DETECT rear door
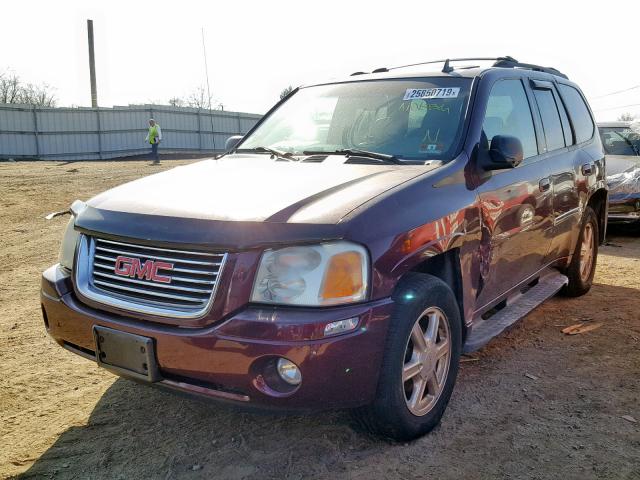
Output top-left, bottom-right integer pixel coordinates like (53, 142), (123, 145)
(536, 82), (596, 261)
(476, 78), (554, 307)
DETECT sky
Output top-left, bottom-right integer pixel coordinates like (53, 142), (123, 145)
(2, 0), (640, 121)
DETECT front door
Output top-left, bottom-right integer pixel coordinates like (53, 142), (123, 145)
(476, 78), (554, 308)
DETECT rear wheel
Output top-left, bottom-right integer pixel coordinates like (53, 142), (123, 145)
(562, 206), (598, 297)
(353, 273), (461, 441)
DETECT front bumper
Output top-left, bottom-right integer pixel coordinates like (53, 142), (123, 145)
(41, 265), (393, 409)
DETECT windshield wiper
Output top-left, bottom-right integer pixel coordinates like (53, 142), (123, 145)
(302, 148), (402, 164)
(238, 146), (297, 161)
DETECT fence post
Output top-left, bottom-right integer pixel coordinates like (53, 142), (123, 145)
(32, 106), (40, 159)
(197, 108), (203, 152)
(96, 107), (103, 160)
(210, 110), (216, 152)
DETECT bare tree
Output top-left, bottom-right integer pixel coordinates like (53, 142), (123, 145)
(618, 112), (636, 122)
(20, 82), (57, 107)
(168, 86), (223, 110)
(0, 71), (22, 104)
(0, 70), (57, 106)
(280, 85), (293, 100)
(187, 86), (210, 109)
(168, 97), (186, 107)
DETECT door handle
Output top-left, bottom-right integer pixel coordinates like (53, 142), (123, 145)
(539, 177), (551, 192)
(581, 163), (594, 176)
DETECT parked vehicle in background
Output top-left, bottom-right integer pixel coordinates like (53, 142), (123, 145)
(598, 121), (640, 224)
(42, 57), (607, 440)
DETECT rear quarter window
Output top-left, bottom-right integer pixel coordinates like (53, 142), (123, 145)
(558, 84), (595, 144)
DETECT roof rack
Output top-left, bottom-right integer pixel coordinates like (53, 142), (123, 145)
(491, 57), (568, 79)
(350, 56), (568, 79)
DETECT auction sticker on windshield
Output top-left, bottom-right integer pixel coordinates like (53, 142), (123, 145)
(403, 88), (460, 100)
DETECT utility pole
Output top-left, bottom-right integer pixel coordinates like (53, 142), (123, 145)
(87, 19), (98, 107)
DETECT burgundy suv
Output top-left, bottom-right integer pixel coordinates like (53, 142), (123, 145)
(41, 57), (607, 440)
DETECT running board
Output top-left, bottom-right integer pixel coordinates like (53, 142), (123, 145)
(463, 271), (568, 353)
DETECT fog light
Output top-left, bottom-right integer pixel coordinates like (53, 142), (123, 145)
(276, 358), (302, 386)
(324, 317), (359, 337)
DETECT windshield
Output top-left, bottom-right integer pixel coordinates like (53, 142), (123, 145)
(599, 125), (640, 156)
(239, 78), (473, 161)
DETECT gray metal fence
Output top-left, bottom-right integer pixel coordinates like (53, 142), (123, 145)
(0, 104), (262, 160)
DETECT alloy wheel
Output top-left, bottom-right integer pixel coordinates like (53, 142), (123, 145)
(402, 307), (451, 417)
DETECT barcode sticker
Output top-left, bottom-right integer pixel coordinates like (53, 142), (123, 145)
(403, 87), (460, 100)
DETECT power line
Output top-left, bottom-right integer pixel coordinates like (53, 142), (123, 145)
(594, 103), (640, 112)
(591, 85), (640, 100)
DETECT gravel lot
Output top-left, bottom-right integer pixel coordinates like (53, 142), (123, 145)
(1, 160), (639, 480)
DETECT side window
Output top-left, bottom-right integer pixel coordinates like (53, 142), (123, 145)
(533, 88), (565, 152)
(483, 79), (538, 159)
(558, 84), (595, 144)
(556, 91), (573, 146)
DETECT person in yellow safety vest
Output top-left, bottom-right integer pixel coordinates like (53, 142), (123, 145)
(145, 118), (162, 165)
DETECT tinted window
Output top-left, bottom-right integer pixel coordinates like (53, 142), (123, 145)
(556, 93), (573, 146)
(533, 88), (565, 151)
(483, 79), (538, 159)
(558, 84), (594, 144)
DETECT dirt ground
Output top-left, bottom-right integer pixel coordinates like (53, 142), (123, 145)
(1, 160), (638, 480)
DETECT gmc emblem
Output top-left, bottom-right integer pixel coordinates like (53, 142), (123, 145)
(114, 256), (174, 284)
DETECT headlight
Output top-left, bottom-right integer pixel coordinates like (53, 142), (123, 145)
(58, 200), (85, 270)
(250, 241), (369, 306)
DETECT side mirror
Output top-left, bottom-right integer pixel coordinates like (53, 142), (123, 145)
(483, 135), (524, 170)
(225, 135), (243, 151)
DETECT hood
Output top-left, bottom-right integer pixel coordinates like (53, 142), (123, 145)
(87, 156), (437, 224)
(605, 155), (640, 198)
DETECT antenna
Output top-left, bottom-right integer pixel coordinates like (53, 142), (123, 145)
(201, 27), (216, 152)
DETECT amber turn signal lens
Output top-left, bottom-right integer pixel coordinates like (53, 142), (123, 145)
(319, 251), (365, 303)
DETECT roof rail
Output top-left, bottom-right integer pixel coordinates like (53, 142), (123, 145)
(352, 57), (507, 76)
(357, 56), (568, 79)
(491, 58), (568, 79)
(385, 57), (512, 72)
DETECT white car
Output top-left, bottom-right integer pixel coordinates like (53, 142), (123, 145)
(598, 121), (640, 224)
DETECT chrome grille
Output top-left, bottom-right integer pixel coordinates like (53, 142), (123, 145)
(75, 235), (227, 319)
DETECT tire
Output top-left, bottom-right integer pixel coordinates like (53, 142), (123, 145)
(353, 273), (462, 441)
(562, 206), (599, 297)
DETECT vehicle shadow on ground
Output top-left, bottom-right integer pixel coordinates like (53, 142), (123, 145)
(17, 284), (640, 479)
(17, 377), (375, 479)
(603, 226), (640, 259)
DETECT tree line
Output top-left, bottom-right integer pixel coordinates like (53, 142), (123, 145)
(0, 71), (57, 107)
(1, 66), (296, 111)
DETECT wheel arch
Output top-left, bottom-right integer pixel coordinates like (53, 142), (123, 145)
(404, 249), (467, 342)
(587, 188), (608, 244)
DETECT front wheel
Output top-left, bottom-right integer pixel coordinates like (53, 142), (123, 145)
(353, 273), (461, 441)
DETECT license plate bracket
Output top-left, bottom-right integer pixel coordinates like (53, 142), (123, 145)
(93, 326), (161, 382)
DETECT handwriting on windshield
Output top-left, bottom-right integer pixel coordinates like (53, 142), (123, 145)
(399, 102), (451, 114)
